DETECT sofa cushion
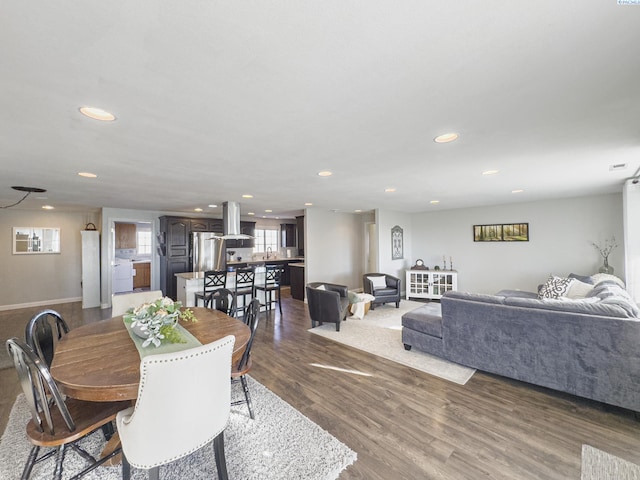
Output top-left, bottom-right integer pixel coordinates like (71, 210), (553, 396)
(538, 276), (573, 299)
(443, 291), (506, 304)
(401, 304), (443, 338)
(504, 296), (634, 318)
(495, 289), (539, 299)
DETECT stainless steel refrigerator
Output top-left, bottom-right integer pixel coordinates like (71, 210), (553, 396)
(191, 232), (226, 272)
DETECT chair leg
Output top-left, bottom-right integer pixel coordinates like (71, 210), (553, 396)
(122, 453), (131, 480)
(278, 288), (282, 314)
(21, 446), (40, 480)
(53, 445), (66, 480)
(213, 432), (229, 480)
(240, 375), (255, 420)
(149, 466), (160, 480)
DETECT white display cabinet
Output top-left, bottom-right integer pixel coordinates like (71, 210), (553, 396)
(406, 269), (458, 300)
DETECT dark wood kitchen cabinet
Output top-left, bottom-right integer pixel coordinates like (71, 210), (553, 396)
(296, 216), (304, 256)
(158, 216), (222, 298)
(281, 223), (296, 248)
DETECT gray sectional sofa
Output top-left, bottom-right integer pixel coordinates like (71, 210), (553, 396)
(401, 277), (640, 412)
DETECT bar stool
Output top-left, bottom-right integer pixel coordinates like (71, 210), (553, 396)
(195, 270), (227, 308)
(233, 267), (256, 318)
(255, 264), (283, 315)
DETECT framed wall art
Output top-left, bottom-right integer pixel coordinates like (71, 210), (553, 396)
(473, 223), (529, 242)
(391, 225), (404, 259)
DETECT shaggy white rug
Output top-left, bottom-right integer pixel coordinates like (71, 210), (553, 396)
(582, 445), (640, 480)
(0, 377), (356, 480)
(309, 300), (475, 385)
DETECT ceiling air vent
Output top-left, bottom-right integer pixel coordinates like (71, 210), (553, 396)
(609, 163), (627, 171)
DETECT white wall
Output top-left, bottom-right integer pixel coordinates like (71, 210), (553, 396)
(623, 180), (640, 301)
(375, 209), (413, 282)
(411, 193), (624, 294)
(0, 208), (100, 309)
(305, 208), (366, 289)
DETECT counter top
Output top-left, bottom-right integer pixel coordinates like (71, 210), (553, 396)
(289, 262), (305, 267)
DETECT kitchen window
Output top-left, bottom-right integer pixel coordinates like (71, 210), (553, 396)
(253, 228), (279, 254)
(137, 231), (152, 255)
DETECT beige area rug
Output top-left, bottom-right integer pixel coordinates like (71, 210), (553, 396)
(308, 300), (475, 385)
(582, 445), (640, 480)
(0, 376), (356, 480)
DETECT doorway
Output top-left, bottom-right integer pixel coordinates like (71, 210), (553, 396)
(365, 222), (377, 273)
(113, 221), (152, 294)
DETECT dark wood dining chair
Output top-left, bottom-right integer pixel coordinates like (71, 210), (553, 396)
(117, 336), (235, 480)
(231, 298), (261, 419)
(5, 338), (128, 480)
(25, 309), (70, 367)
(233, 267), (256, 317)
(194, 270), (227, 308)
(255, 264), (283, 315)
(210, 288), (237, 317)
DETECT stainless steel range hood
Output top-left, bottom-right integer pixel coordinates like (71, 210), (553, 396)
(222, 201), (253, 239)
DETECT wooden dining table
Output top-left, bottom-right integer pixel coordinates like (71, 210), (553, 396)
(50, 307), (251, 402)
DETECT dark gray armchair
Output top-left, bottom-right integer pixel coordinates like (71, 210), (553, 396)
(363, 273), (401, 310)
(306, 282), (350, 332)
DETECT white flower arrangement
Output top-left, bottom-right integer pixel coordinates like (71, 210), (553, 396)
(123, 297), (196, 348)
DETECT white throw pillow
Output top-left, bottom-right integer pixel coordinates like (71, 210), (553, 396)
(591, 273), (625, 288)
(367, 276), (387, 288)
(538, 275), (573, 299)
(566, 279), (593, 299)
(316, 284), (326, 290)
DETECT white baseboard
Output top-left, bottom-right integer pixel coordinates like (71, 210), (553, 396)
(0, 297), (83, 312)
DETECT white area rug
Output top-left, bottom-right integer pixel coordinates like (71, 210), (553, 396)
(582, 445), (640, 480)
(309, 300), (475, 385)
(0, 377), (356, 480)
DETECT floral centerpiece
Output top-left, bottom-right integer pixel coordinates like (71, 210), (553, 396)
(123, 297), (196, 348)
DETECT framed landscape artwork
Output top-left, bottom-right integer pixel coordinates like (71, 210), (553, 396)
(473, 223), (529, 242)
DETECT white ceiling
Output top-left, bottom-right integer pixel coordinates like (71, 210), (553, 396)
(1, 1), (639, 219)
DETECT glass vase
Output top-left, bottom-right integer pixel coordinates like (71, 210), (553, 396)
(599, 257), (614, 274)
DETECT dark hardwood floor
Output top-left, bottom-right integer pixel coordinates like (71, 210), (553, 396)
(2, 291), (640, 479)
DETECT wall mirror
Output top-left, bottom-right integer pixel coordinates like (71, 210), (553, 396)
(13, 227), (61, 254)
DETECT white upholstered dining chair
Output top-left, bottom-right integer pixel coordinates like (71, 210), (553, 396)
(111, 290), (163, 316)
(116, 335), (235, 480)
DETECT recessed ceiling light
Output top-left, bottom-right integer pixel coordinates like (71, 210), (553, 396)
(430, 200), (440, 204)
(42, 205), (54, 210)
(355, 209), (362, 213)
(385, 187), (396, 193)
(482, 170), (500, 176)
(265, 209), (272, 213)
(242, 194), (253, 198)
(208, 204), (217, 208)
(247, 212), (255, 216)
(304, 202), (313, 206)
(512, 189), (524, 194)
(434, 133), (459, 143)
(79, 107), (116, 122)
(317, 171), (333, 177)
(78, 172), (97, 178)
(194, 208), (203, 212)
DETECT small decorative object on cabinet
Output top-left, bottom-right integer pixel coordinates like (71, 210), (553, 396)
(406, 269), (457, 301)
